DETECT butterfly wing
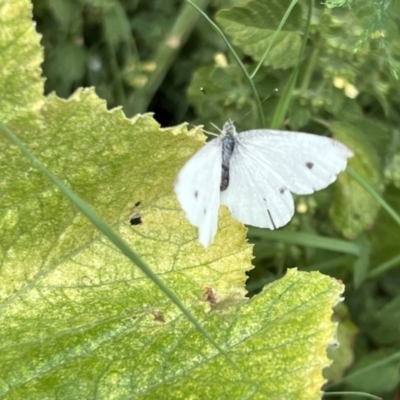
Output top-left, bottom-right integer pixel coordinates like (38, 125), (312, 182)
(220, 130), (353, 229)
(238, 129), (353, 194)
(174, 138), (223, 247)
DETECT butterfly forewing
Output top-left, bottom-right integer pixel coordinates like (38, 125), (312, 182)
(235, 130), (353, 195)
(174, 138), (223, 247)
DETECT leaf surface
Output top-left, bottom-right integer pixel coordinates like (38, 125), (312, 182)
(0, 1), (344, 398)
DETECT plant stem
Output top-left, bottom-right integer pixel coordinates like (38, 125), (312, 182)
(300, 38), (320, 91)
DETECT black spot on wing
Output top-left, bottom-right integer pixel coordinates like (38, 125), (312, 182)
(306, 162), (314, 169)
(194, 190), (198, 199)
(279, 187), (286, 194)
(204, 208), (207, 215)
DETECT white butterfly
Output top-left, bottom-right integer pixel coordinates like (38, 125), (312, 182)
(174, 120), (353, 248)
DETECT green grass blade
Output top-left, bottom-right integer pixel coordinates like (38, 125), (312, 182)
(270, 0), (312, 129)
(347, 166), (400, 227)
(340, 350), (400, 384)
(324, 392), (382, 400)
(248, 228), (360, 255)
(368, 252), (400, 279)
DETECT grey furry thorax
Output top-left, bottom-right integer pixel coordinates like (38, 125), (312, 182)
(221, 119), (237, 138)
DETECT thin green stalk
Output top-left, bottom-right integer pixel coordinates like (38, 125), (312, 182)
(270, 0), (312, 129)
(130, 0), (211, 115)
(347, 166), (400, 227)
(248, 228), (360, 255)
(324, 392), (382, 400)
(0, 120), (250, 381)
(339, 350), (400, 384)
(299, 38), (320, 90)
(251, 0), (298, 79)
(368, 252), (400, 279)
(187, 0), (265, 127)
(106, 42), (127, 109)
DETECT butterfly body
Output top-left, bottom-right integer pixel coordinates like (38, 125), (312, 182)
(174, 120), (353, 248)
(220, 123), (236, 191)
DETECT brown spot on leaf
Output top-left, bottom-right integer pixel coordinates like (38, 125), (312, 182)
(203, 286), (217, 304)
(151, 310), (165, 323)
(130, 214), (142, 225)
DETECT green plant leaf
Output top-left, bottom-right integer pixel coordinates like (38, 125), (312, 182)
(0, 0), (345, 397)
(329, 121), (383, 239)
(352, 234), (371, 288)
(324, 303), (358, 384)
(0, 0), (44, 125)
(343, 349), (400, 393)
(42, 41), (87, 97)
(216, 0), (302, 69)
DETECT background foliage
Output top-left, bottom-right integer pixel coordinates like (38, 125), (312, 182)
(4, 0), (400, 398)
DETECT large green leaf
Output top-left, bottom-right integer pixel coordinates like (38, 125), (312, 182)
(0, 0), (344, 398)
(216, 0), (302, 69)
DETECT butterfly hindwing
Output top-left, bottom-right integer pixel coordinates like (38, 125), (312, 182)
(174, 138), (223, 247)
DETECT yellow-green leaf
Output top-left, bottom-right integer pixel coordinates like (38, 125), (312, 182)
(0, 0), (44, 125)
(0, 0), (345, 398)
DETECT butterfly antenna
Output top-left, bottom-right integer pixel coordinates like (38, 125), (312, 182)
(243, 88), (279, 120)
(209, 122), (222, 132)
